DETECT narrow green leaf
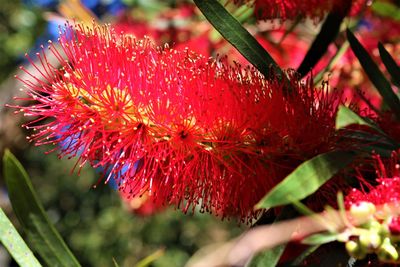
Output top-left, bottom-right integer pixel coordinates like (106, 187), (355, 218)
(379, 42), (400, 87)
(249, 206), (297, 267)
(112, 258), (120, 267)
(291, 200), (317, 216)
(290, 245), (320, 265)
(336, 192), (349, 228)
(0, 208), (42, 267)
(335, 105), (380, 131)
(297, 11), (347, 77)
(193, 0), (281, 79)
(256, 150), (355, 209)
(347, 29), (400, 119)
(3, 150), (81, 267)
(248, 245), (285, 267)
(231, 3), (254, 23)
(135, 248), (165, 267)
(336, 105), (399, 152)
(301, 232), (338, 245)
(342, 130), (398, 157)
(314, 41), (349, 85)
(371, 1), (400, 21)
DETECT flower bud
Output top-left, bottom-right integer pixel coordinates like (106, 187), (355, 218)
(377, 237), (399, 262)
(345, 240), (366, 260)
(359, 230), (382, 251)
(350, 202), (376, 222)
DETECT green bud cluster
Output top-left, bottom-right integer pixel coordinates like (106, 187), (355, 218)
(340, 202), (400, 263)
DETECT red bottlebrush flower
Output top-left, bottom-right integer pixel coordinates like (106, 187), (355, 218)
(12, 22), (343, 223)
(342, 153), (400, 263)
(345, 153), (400, 208)
(388, 216), (400, 235)
(230, 0), (368, 22)
(346, 176), (400, 208)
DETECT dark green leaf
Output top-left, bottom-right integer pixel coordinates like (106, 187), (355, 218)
(3, 150), (81, 267)
(0, 208), (42, 267)
(297, 11), (347, 77)
(336, 105), (399, 153)
(249, 206), (298, 267)
(291, 200), (317, 216)
(256, 151), (355, 209)
(193, 0), (281, 79)
(302, 232), (338, 245)
(379, 42), (400, 87)
(290, 245), (320, 265)
(342, 130), (398, 157)
(347, 29), (400, 119)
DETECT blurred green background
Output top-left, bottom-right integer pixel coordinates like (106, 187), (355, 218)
(0, 1), (241, 266)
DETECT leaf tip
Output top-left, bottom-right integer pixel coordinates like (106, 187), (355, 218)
(3, 148), (12, 160)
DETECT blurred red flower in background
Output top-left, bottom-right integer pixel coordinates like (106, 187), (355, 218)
(230, 0), (368, 21)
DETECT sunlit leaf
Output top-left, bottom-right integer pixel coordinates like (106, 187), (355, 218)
(336, 105), (399, 153)
(347, 29), (400, 119)
(336, 191), (349, 228)
(112, 258), (120, 267)
(135, 248), (165, 267)
(256, 150), (355, 209)
(3, 150), (81, 267)
(193, 0), (281, 79)
(301, 232), (338, 245)
(0, 208), (42, 267)
(371, 1), (400, 21)
(336, 105), (380, 131)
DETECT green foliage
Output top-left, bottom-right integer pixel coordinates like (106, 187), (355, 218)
(248, 245), (285, 267)
(336, 102), (399, 156)
(347, 29), (400, 119)
(193, 0), (281, 79)
(134, 248), (165, 267)
(256, 151), (355, 209)
(371, 1), (400, 21)
(247, 207), (300, 267)
(3, 150), (81, 267)
(314, 41), (349, 85)
(302, 232), (339, 245)
(2, 1), (400, 267)
(290, 245), (320, 265)
(5, 146), (240, 267)
(378, 42), (400, 87)
(0, 208), (42, 267)
(0, 2), (45, 82)
(297, 11), (346, 77)
(336, 105), (381, 131)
